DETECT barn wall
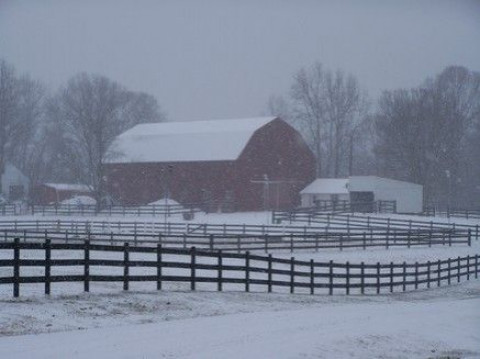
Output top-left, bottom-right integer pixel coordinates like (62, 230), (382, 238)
(106, 161), (237, 209)
(235, 119), (316, 211)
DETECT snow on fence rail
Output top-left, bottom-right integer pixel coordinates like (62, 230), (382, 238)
(0, 228), (472, 252)
(1, 238), (478, 298)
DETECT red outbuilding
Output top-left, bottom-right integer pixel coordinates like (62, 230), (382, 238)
(33, 183), (92, 205)
(105, 117), (315, 212)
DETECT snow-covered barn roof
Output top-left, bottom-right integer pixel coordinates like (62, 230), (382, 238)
(106, 117), (278, 163)
(44, 183), (91, 192)
(300, 178), (349, 195)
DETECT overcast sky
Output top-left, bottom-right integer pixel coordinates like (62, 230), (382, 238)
(1, 0), (479, 121)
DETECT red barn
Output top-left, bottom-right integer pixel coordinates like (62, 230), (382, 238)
(105, 117), (315, 212)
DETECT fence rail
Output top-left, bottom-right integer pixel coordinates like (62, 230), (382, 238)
(1, 238), (478, 298)
(289, 200), (397, 215)
(0, 227), (471, 252)
(423, 206), (480, 220)
(0, 218), (475, 240)
(273, 211), (480, 240)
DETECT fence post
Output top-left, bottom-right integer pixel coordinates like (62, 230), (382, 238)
(190, 246), (196, 291)
(457, 256), (461, 283)
(123, 242), (129, 291)
(414, 262), (419, 290)
(447, 258), (451, 285)
(268, 254), (272, 293)
(402, 262), (406, 292)
(245, 251), (250, 293)
(264, 234), (269, 253)
(237, 235), (241, 253)
(389, 262), (393, 293)
(475, 255), (478, 279)
(157, 244), (162, 290)
(84, 240), (90, 292)
(45, 239), (51, 295)
(329, 260), (333, 295)
(209, 234), (214, 251)
(290, 233), (294, 253)
(475, 225), (479, 241)
(376, 262), (380, 294)
(310, 259), (314, 295)
(315, 234), (319, 252)
(346, 261), (350, 295)
(290, 257), (295, 294)
(468, 229), (471, 247)
(437, 260), (441, 287)
(466, 256), (470, 281)
(360, 262), (365, 295)
(339, 235), (343, 251)
(427, 261), (431, 289)
(13, 237), (20, 297)
(218, 250), (223, 292)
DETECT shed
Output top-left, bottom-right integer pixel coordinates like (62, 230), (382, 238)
(300, 176), (424, 213)
(105, 117), (315, 211)
(33, 183), (92, 205)
(0, 163), (29, 202)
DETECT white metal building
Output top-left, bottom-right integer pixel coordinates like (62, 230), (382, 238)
(300, 176), (424, 213)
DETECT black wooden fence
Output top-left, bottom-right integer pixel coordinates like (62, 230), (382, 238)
(1, 218), (476, 240)
(28, 203), (200, 218)
(272, 211), (480, 240)
(1, 239), (478, 298)
(300, 200), (397, 214)
(423, 206), (480, 220)
(0, 204), (20, 216)
(0, 227), (471, 252)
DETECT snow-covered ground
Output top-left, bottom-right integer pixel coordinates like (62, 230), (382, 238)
(0, 283), (479, 358)
(0, 211), (479, 358)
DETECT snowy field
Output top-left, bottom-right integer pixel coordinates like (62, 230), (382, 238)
(0, 283), (479, 358)
(0, 211), (479, 358)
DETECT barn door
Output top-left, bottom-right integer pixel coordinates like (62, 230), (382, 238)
(350, 191), (374, 212)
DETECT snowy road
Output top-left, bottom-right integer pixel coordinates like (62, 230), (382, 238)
(1, 292), (479, 359)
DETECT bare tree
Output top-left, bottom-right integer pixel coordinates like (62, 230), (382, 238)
(374, 66), (480, 206)
(0, 60), (19, 191)
(290, 62), (369, 177)
(48, 73), (165, 207)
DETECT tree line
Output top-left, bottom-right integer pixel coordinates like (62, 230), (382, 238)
(267, 62), (480, 208)
(1, 57), (479, 209)
(0, 59), (166, 206)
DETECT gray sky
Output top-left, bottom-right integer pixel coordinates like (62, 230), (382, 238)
(1, 0), (479, 121)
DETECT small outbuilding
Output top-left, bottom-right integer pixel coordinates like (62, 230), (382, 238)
(0, 163), (29, 202)
(300, 176), (424, 213)
(33, 183), (92, 205)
